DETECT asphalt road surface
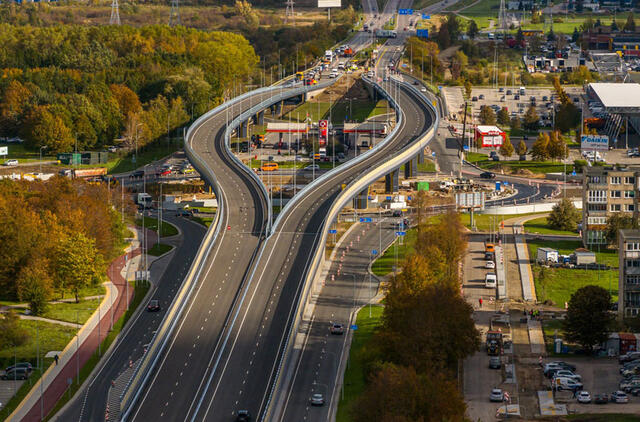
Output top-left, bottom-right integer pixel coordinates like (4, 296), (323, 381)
(55, 216), (206, 422)
(179, 56), (436, 422)
(279, 219), (397, 421)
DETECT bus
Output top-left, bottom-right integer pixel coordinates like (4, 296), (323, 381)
(295, 71), (304, 81)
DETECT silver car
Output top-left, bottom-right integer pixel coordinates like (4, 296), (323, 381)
(489, 388), (503, 402)
(309, 393), (325, 406)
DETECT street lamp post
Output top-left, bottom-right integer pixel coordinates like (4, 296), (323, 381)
(39, 145), (47, 174)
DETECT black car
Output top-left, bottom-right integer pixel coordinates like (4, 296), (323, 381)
(480, 172), (495, 179)
(489, 356), (501, 369)
(1, 367), (30, 380)
(6, 362), (32, 373)
(236, 410), (251, 422)
(594, 393), (608, 404)
(147, 300), (160, 312)
(392, 210), (402, 217)
(130, 170), (145, 179)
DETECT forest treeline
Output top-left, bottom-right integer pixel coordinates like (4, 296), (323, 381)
(0, 177), (130, 314)
(351, 208), (479, 421)
(0, 24), (258, 152)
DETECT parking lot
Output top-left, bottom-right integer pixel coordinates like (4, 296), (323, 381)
(544, 356), (640, 414)
(444, 86), (584, 127)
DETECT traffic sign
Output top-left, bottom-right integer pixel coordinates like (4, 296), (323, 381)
(396, 231), (406, 236)
(416, 29), (429, 38)
(350, 324), (358, 330)
(386, 196), (392, 200)
(328, 229), (337, 234)
(422, 13), (430, 19)
(359, 217), (372, 223)
(372, 249), (378, 255)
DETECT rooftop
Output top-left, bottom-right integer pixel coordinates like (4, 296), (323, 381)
(588, 83), (640, 109)
(620, 229), (640, 241)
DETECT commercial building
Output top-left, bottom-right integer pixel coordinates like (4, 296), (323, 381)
(618, 229), (640, 318)
(582, 165), (640, 245)
(474, 125), (505, 148)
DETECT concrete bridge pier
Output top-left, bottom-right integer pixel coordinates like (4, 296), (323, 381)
(353, 187), (369, 210)
(385, 169), (399, 194)
(404, 157), (418, 179)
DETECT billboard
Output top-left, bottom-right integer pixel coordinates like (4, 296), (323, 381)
(318, 0), (341, 7)
(319, 120), (328, 146)
(581, 135), (609, 151)
(0, 146), (7, 156)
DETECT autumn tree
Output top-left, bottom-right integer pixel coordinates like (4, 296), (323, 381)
(464, 80), (472, 99)
(109, 84), (142, 118)
(21, 106), (74, 152)
(0, 80), (32, 136)
(605, 213), (639, 247)
(479, 105), (496, 125)
(564, 286), (614, 352)
(54, 232), (105, 302)
(497, 107), (510, 126)
(625, 12), (636, 32)
(510, 116), (521, 130)
(516, 139), (528, 157)
(548, 131), (568, 160)
(17, 257), (53, 315)
(523, 104), (540, 130)
(351, 363), (467, 422)
(499, 134), (514, 157)
(531, 132), (550, 160)
(548, 198), (581, 231)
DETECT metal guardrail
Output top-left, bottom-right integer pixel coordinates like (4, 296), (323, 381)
(119, 86), (281, 420)
(119, 78), (343, 420)
(262, 77), (440, 422)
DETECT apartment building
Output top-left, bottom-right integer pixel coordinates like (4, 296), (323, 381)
(583, 166), (640, 245)
(619, 230), (640, 318)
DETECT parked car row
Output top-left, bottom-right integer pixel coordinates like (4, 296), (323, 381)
(618, 352), (640, 396)
(0, 362), (33, 380)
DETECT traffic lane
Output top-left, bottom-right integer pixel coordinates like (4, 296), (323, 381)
(462, 234), (503, 422)
(131, 95), (269, 421)
(281, 220), (397, 421)
(192, 84), (434, 420)
(59, 215), (206, 422)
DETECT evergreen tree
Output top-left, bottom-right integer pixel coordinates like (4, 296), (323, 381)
(523, 105), (540, 130)
(624, 13), (636, 32)
(479, 105), (496, 125)
(531, 132), (550, 160)
(516, 139), (528, 157)
(497, 107), (510, 126)
(499, 134), (514, 157)
(510, 116), (521, 130)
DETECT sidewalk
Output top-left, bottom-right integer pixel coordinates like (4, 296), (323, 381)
(8, 226), (157, 422)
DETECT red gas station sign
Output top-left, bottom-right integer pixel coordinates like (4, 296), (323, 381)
(319, 119), (328, 146)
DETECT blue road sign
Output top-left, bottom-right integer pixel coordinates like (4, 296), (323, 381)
(398, 8), (408, 14)
(416, 29), (429, 38)
(571, 171), (577, 176)
(359, 217), (373, 223)
(408, 196), (412, 201)
(422, 13), (431, 19)
(386, 196), (392, 201)
(368, 195), (373, 200)
(463, 145), (469, 151)
(396, 231), (406, 236)
(372, 249), (378, 255)
(495, 181), (502, 191)
(438, 85), (443, 90)
(351, 324), (358, 330)
(328, 229), (337, 234)
(431, 152), (436, 157)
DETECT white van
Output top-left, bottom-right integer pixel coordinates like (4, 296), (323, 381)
(485, 273), (497, 288)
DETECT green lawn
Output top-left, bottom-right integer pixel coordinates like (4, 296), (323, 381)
(285, 100), (390, 125)
(418, 160), (436, 172)
(42, 281), (149, 421)
(528, 239), (619, 306)
(465, 152), (487, 163)
(192, 216), (214, 228)
(147, 243), (173, 256)
(336, 305), (384, 422)
(383, 15), (397, 30)
(0, 142), (56, 163)
(42, 298), (102, 325)
(524, 216), (579, 237)
(371, 229), (417, 276)
(107, 140), (182, 174)
(189, 206), (216, 213)
(0, 319), (76, 363)
(460, 212), (545, 232)
(136, 216), (179, 237)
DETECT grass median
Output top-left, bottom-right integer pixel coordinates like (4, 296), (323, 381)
(336, 305), (384, 422)
(371, 229), (416, 277)
(136, 216), (178, 237)
(524, 216), (579, 237)
(147, 243), (173, 257)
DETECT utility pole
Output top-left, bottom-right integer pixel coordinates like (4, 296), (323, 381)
(285, 0), (295, 24)
(460, 101), (468, 179)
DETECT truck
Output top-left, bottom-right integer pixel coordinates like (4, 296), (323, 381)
(375, 29), (397, 38)
(536, 247), (559, 264)
(519, 86), (526, 95)
(318, 147), (327, 158)
(486, 315), (511, 355)
(59, 168), (108, 179)
(486, 331), (503, 355)
(136, 192), (153, 207)
(324, 50), (333, 62)
(342, 47), (354, 56)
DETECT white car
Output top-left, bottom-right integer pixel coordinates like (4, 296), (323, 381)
(611, 390), (629, 403)
(485, 273), (497, 288)
(420, 87), (427, 92)
(554, 370), (582, 382)
(485, 260), (495, 269)
(577, 391), (591, 403)
(303, 165), (319, 171)
(3, 159), (18, 166)
(309, 393), (325, 406)
(553, 376), (583, 391)
(489, 388), (503, 402)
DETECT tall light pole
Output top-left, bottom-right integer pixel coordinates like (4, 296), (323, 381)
(39, 145), (47, 174)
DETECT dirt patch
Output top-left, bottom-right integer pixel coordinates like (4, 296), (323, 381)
(313, 73), (371, 103)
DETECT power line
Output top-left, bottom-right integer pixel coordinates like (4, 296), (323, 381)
(284, 0), (295, 25)
(110, 0), (121, 25)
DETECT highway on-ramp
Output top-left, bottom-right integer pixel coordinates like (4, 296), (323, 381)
(179, 59), (437, 422)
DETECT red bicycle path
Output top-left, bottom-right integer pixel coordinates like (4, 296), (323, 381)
(19, 230), (157, 422)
